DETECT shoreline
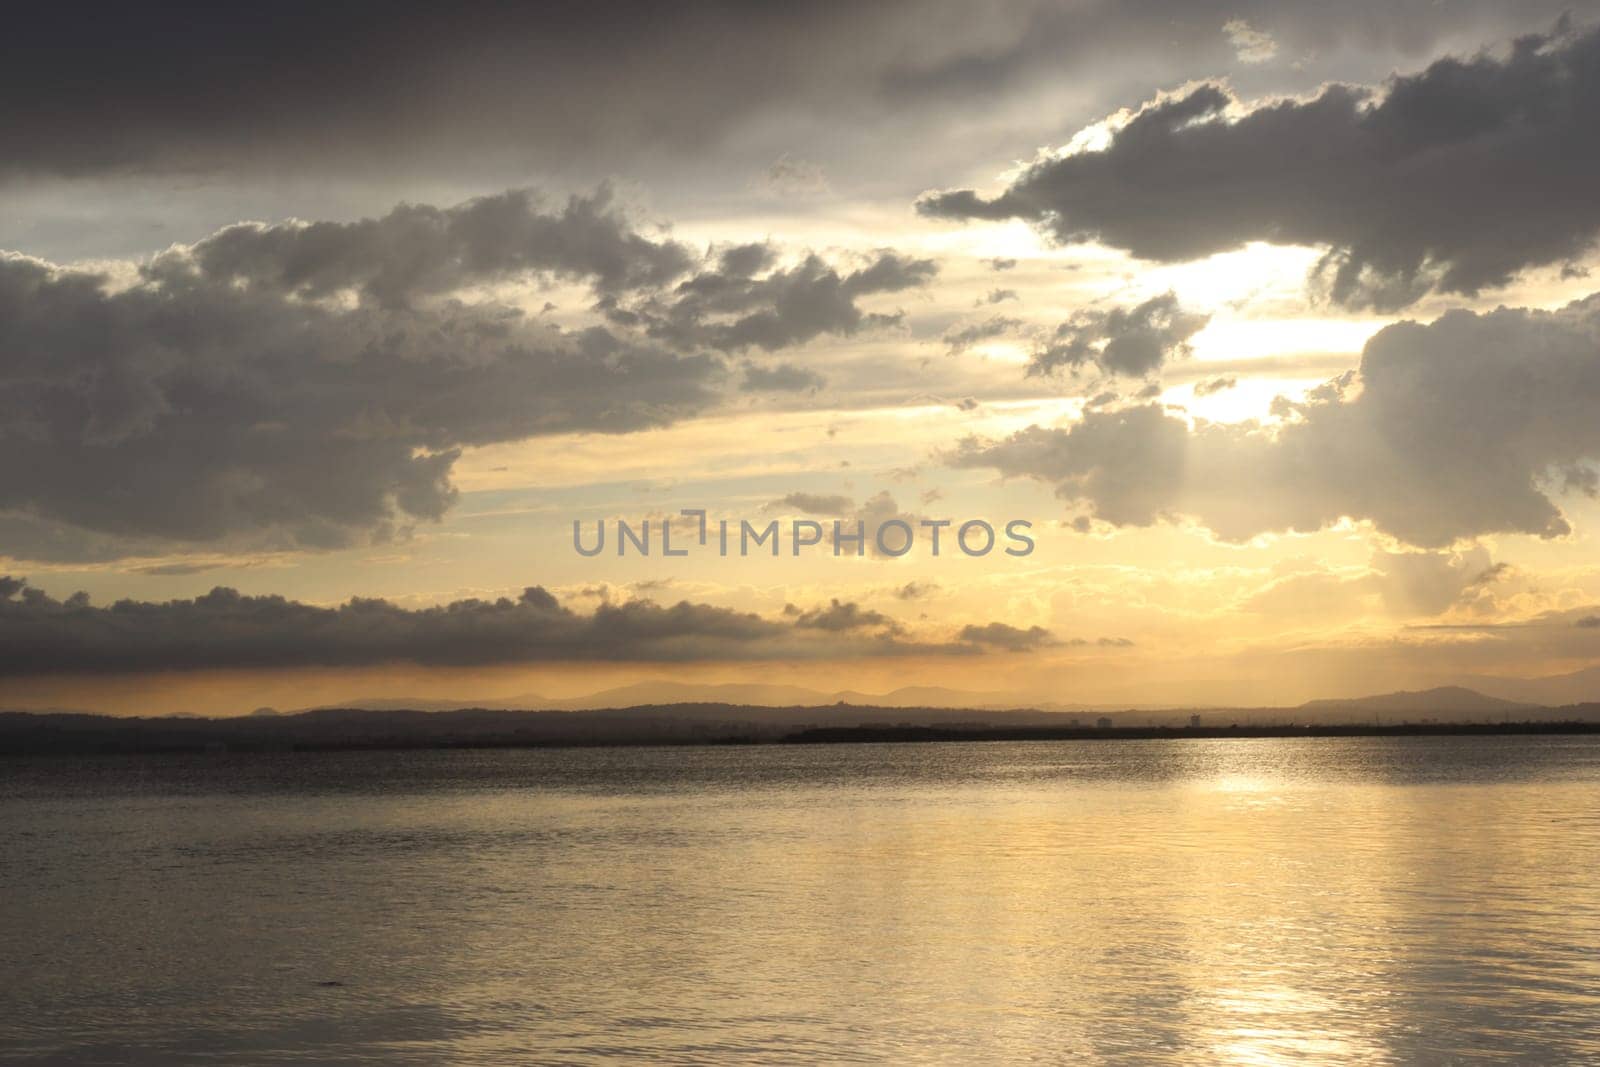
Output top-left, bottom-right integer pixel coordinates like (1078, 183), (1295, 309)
(783, 721), (1600, 744)
(4, 711), (1600, 757)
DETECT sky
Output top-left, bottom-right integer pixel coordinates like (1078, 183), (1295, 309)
(7, 0), (1600, 714)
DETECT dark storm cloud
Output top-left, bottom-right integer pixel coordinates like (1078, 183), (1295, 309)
(0, 513), (185, 567)
(630, 251), (936, 353)
(1030, 293), (1209, 377)
(3, 0), (1593, 216)
(951, 293), (1600, 547)
(0, 580), (780, 673)
(181, 187), (695, 306)
(184, 190), (927, 357)
(0, 247), (717, 557)
(0, 579), (1047, 675)
(920, 23), (1600, 309)
(0, 2), (918, 178)
(0, 190), (939, 561)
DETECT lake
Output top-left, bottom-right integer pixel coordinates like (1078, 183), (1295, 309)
(4, 736), (1600, 1064)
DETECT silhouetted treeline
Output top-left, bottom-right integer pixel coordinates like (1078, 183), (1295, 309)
(0, 704), (1066, 756)
(4, 703), (1600, 756)
(785, 721), (1600, 744)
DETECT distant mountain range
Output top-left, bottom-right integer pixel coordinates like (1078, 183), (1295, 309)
(292, 682), (1093, 715)
(290, 673), (1600, 717)
(1299, 686), (1533, 715)
(11, 677), (1600, 725)
(1464, 666), (1600, 707)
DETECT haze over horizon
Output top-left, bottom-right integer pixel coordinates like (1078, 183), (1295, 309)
(9, 1), (1600, 714)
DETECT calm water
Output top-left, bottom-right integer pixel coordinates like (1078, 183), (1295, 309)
(4, 737), (1600, 1065)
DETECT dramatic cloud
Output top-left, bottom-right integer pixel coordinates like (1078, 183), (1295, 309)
(0, 580), (1057, 676)
(9, 0), (1574, 192)
(181, 187), (694, 306)
(0, 581), (770, 673)
(625, 249), (936, 353)
(952, 293), (1600, 547)
(0, 4), (945, 180)
(181, 197), (928, 355)
(920, 23), (1600, 308)
(0, 191), (940, 560)
(1030, 293), (1209, 377)
(0, 249), (716, 557)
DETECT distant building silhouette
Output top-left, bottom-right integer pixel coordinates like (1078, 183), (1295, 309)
(1096, 716), (1113, 729)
